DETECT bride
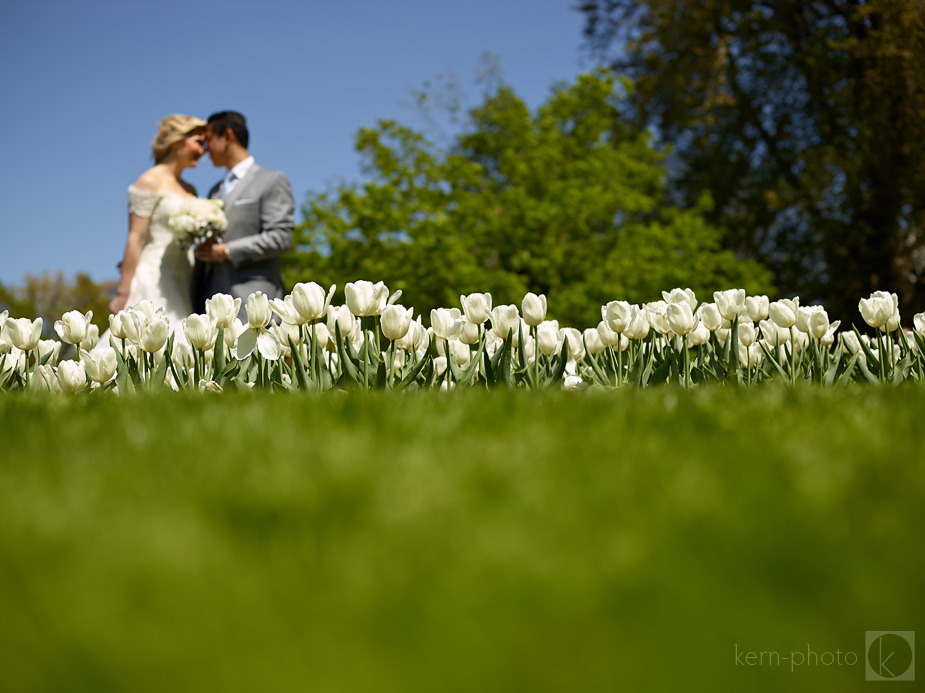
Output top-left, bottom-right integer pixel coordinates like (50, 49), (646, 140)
(109, 114), (207, 333)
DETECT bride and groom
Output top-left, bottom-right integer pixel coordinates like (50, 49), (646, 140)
(110, 111), (294, 334)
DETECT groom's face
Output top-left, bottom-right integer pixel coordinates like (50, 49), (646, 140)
(205, 127), (229, 168)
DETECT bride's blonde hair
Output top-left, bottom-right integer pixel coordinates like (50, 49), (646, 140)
(151, 114), (207, 163)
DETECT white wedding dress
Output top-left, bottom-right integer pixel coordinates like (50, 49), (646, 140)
(124, 186), (195, 335)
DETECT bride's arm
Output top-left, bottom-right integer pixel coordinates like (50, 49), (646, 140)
(110, 212), (151, 314)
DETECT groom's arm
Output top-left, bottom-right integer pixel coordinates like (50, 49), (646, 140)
(226, 172), (294, 266)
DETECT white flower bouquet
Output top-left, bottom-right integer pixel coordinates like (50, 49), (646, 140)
(168, 198), (228, 249)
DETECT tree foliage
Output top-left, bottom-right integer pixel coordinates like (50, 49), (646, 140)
(286, 70), (772, 327)
(580, 0), (925, 321)
(0, 272), (114, 335)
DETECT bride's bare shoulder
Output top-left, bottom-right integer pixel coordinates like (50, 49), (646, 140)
(131, 167), (167, 192)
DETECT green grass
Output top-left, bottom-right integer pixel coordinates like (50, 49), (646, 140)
(1, 388), (923, 691)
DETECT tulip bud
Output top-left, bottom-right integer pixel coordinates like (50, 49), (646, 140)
(460, 293), (493, 325)
(521, 292), (547, 327)
(109, 311), (129, 341)
(913, 313), (925, 337)
(345, 280), (389, 317)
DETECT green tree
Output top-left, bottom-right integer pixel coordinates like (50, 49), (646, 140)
(285, 70), (772, 327)
(580, 0), (925, 321)
(0, 272), (115, 335)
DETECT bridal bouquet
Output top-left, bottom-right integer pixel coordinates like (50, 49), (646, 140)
(168, 198), (228, 249)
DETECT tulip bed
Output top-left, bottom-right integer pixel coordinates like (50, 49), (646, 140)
(1, 388), (922, 692)
(2, 284), (925, 393)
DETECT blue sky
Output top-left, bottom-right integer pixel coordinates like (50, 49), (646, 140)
(0, 0), (589, 286)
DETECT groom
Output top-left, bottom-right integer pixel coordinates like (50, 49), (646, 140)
(193, 111), (294, 319)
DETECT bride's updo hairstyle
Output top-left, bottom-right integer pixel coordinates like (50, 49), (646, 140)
(151, 114), (207, 163)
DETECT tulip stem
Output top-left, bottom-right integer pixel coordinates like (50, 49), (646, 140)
(532, 326), (539, 389)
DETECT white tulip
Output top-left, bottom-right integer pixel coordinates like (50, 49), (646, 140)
(54, 310), (92, 345)
(666, 302), (695, 336)
(807, 309), (831, 340)
(688, 321), (710, 347)
(662, 287), (697, 311)
(245, 292), (271, 329)
(269, 295), (304, 325)
(7, 317), (43, 351)
(521, 293), (547, 327)
(596, 320), (621, 349)
(139, 317), (170, 353)
(184, 314), (218, 351)
(745, 295), (769, 322)
(57, 360), (88, 393)
(583, 327), (605, 355)
(624, 308), (650, 341)
(345, 280), (389, 317)
(713, 289), (746, 321)
(490, 305), (520, 340)
(79, 324), (100, 351)
(457, 318), (481, 346)
(109, 311), (129, 341)
(645, 301), (671, 335)
(172, 340), (195, 369)
(448, 339), (471, 367)
(738, 321), (756, 347)
(602, 301), (633, 334)
(858, 291), (897, 330)
(205, 293), (242, 328)
(537, 320), (560, 356)
(738, 343), (763, 370)
(768, 298), (799, 329)
(224, 318), (246, 349)
(913, 313), (925, 337)
(32, 363), (60, 392)
(460, 293), (493, 325)
(327, 305), (359, 342)
(80, 347), (118, 383)
(558, 327), (585, 362)
(292, 282), (336, 323)
(697, 303), (723, 332)
(381, 304), (414, 341)
(36, 339), (61, 364)
(431, 307), (464, 341)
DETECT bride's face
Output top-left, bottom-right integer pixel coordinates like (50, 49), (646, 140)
(174, 132), (206, 169)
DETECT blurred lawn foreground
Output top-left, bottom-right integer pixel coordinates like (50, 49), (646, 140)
(1, 388), (922, 692)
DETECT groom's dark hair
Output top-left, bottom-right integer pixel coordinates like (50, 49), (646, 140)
(207, 111), (249, 149)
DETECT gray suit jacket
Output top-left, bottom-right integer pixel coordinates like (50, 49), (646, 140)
(193, 163), (294, 317)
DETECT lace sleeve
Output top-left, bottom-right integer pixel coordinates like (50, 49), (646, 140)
(128, 186), (161, 218)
